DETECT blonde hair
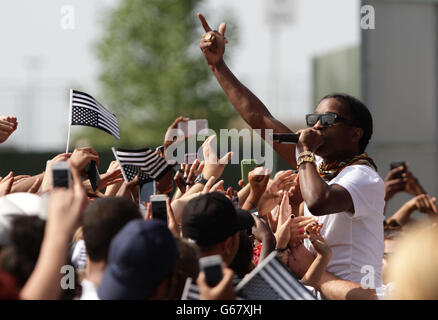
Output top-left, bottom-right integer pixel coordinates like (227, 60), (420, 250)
(387, 221), (438, 299)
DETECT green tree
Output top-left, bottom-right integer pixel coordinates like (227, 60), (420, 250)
(74, 0), (237, 149)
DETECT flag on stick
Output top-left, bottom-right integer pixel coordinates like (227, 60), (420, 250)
(112, 147), (173, 184)
(68, 89), (120, 144)
(235, 251), (317, 300)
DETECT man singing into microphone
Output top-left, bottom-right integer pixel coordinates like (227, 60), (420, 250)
(197, 13), (385, 297)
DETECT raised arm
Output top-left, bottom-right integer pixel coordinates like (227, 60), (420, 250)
(197, 13), (297, 168)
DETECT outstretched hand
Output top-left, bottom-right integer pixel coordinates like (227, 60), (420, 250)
(201, 135), (233, 181)
(198, 13), (228, 68)
(0, 116), (17, 144)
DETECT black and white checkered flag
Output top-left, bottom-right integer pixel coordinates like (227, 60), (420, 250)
(112, 147), (173, 184)
(70, 89), (120, 140)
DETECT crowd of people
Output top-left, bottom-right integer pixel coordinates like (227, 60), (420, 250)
(0, 13), (437, 300)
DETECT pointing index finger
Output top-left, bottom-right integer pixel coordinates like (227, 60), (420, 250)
(197, 12), (212, 32)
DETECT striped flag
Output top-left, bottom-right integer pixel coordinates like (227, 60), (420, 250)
(181, 252), (316, 300)
(181, 276), (242, 300)
(70, 89), (120, 140)
(235, 251), (316, 300)
(112, 147), (173, 184)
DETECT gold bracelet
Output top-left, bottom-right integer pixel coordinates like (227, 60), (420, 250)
(297, 154), (316, 169)
(297, 150), (314, 158)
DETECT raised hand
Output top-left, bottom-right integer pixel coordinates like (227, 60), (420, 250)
(297, 128), (324, 154)
(183, 159), (205, 186)
(402, 163), (425, 196)
(268, 170), (296, 194)
(27, 177), (42, 194)
(98, 160), (123, 190)
(173, 169), (187, 195)
(248, 167), (270, 199)
(197, 264), (236, 300)
(163, 116), (190, 154)
(407, 194), (438, 215)
(0, 171), (14, 196)
(198, 13), (228, 68)
(257, 170), (295, 216)
(384, 166), (407, 201)
(47, 162), (88, 236)
(0, 116), (18, 143)
(40, 153), (72, 193)
(304, 223), (331, 258)
(201, 176), (225, 194)
(116, 175), (139, 203)
(274, 192), (295, 250)
(70, 147), (100, 175)
(201, 135), (233, 181)
(288, 216), (317, 248)
(287, 174), (303, 208)
(166, 197), (180, 238)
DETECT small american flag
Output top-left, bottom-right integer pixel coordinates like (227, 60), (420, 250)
(112, 147), (173, 184)
(70, 89), (120, 140)
(235, 251), (316, 300)
(181, 252), (316, 300)
(181, 276), (243, 300)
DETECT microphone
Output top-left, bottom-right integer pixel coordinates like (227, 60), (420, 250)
(270, 133), (300, 144)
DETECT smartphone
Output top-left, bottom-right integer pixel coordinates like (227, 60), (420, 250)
(140, 180), (156, 204)
(84, 161), (100, 192)
(241, 159), (259, 185)
(390, 161), (406, 179)
(178, 119), (208, 137)
(184, 153), (198, 164)
(150, 194), (168, 222)
(199, 254), (223, 287)
(51, 161), (71, 188)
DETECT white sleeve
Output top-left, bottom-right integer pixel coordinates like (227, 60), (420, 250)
(331, 165), (385, 219)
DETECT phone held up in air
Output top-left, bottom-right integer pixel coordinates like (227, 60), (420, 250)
(51, 161), (71, 189)
(84, 160), (100, 192)
(139, 180), (156, 212)
(199, 254), (223, 287)
(150, 194), (168, 223)
(390, 161), (407, 179)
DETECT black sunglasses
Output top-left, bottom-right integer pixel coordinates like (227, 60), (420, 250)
(305, 113), (355, 127)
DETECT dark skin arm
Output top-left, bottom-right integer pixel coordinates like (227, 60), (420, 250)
(198, 13), (297, 168)
(297, 128), (354, 216)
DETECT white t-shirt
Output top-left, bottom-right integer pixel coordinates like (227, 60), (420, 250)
(80, 279), (99, 300)
(302, 155), (385, 288)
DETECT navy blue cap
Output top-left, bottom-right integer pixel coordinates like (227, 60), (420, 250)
(97, 219), (177, 300)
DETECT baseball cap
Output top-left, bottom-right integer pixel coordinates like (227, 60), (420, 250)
(182, 191), (254, 246)
(97, 219), (177, 300)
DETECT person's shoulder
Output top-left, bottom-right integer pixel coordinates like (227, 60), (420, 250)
(334, 164), (384, 185)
